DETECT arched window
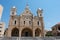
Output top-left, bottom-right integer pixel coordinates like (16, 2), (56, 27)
(37, 21), (39, 25)
(15, 20), (16, 25)
(12, 12), (14, 15)
(13, 19), (17, 25)
(37, 21), (41, 26)
(29, 21), (31, 24)
(24, 21), (25, 24)
(40, 14), (42, 16)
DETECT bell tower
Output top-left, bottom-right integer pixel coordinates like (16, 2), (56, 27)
(9, 6), (17, 26)
(10, 6), (17, 16)
(37, 8), (44, 37)
(37, 8), (43, 17)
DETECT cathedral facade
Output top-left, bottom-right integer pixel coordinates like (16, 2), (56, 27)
(5, 5), (44, 37)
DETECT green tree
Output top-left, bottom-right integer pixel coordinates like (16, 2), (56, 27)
(45, 31), (53, 36)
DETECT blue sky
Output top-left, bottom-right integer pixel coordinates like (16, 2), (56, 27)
(0, 0), (60, 30)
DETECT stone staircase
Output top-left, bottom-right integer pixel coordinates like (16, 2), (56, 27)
(0, 37), (59, 40)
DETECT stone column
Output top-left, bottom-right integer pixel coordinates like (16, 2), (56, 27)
(39, 33), (41, 37)
(19, 29), (21, 37)
(33, 29), (35, 37)
(7, 30), (11, 37)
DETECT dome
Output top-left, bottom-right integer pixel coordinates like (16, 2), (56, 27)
(38, 8), (43, 11)
(13, 6), (16, 8)
(39, 8), (42, 10)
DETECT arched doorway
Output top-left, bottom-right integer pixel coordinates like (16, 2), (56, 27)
(21, 28), (33, 37)
(11, 28), (19, 37)
(35, 28), (41, 37)
(57, 33), (60, 36)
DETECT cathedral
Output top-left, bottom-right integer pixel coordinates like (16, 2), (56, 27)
(5, 5), (44, 37)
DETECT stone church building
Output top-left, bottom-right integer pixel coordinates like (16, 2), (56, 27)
(5, 5), (44, 37)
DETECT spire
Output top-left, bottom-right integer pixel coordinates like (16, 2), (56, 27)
(26, 3), (29, 8)
(25, 0), (29, 9)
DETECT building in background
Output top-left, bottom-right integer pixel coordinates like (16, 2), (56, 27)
(0, 5), (5, 37)
(52, 23), (60, 36)
(0, 22), (5, 37)
(0, 5), (3, 21)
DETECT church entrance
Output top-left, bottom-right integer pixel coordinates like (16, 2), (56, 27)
(35, 28), (41, 37)
(21, 28), (33, 37)
(57, 33), (60, 36)
(11, 28), (19, 37)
